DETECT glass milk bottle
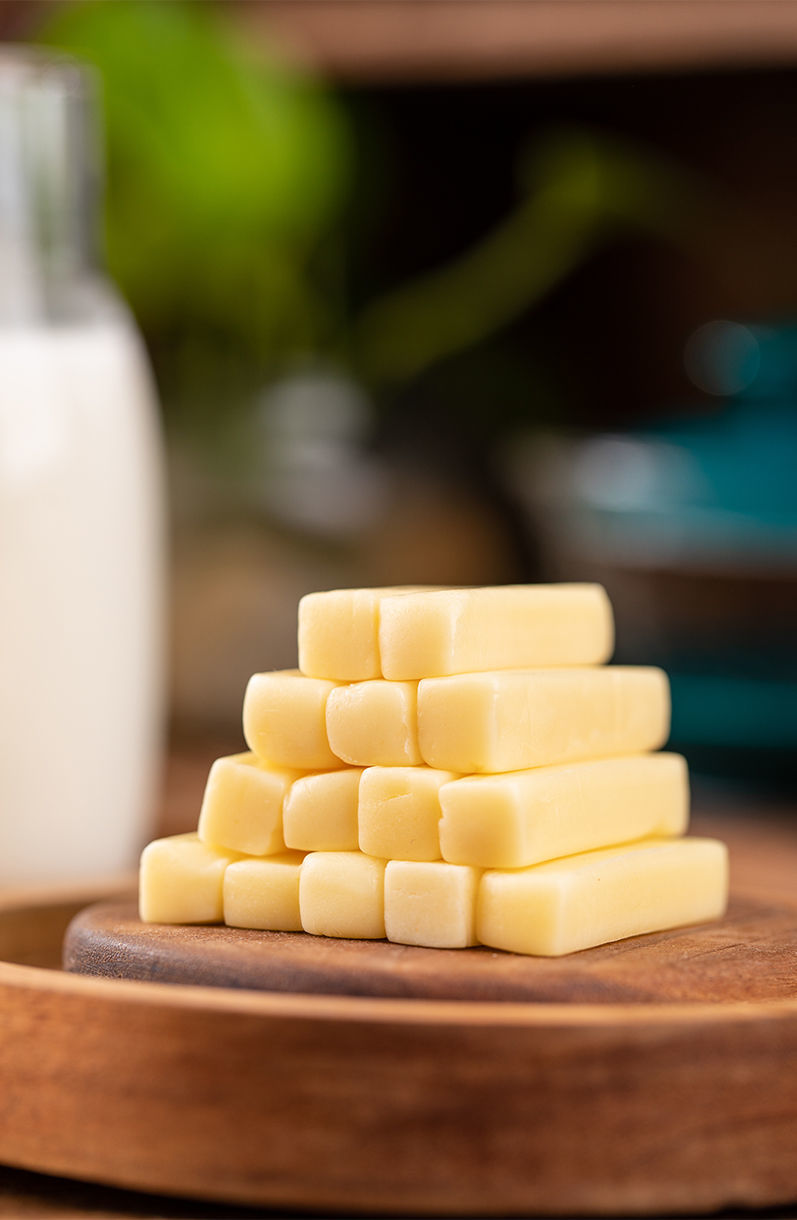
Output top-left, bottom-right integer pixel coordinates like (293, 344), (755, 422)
(0, 50), (165, 883)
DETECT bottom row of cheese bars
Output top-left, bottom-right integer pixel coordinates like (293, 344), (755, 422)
(140, 832), (728, 958)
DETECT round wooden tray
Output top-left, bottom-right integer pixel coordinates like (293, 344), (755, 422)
(1, 810), (796, 1217)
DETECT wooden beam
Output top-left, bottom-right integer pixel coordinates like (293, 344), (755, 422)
(244, 0), (797, 82)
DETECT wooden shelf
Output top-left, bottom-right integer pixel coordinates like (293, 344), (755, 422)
(244, 1), (797, 83)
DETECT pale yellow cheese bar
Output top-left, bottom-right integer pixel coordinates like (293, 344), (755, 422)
(197, 752), (303, 857)
(223, 852), (305, 931)
(139, 833), (241, 924)
(326, 680), (422, 766)
(439, 753), (688, 869)
(379, 584), (613, 679)
(299, 851), (386, 939)
(477, 836), (728, 956)
(283, 768), (363, 852)
(359, 765), (458, 861)
(298, 586), (435, 681)
(419, 666), (670, 773)
(243, 670), (344, 770)
(385, 860), (481, 948)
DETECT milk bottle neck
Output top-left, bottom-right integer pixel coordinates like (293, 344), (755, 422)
(0, 48), (104, 325)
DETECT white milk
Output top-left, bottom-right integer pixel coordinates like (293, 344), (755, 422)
(0, 310), (164, 882)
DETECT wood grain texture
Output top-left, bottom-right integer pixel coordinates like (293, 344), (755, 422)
(63, 891), (797, 1003)
(63, 810), (797, 1003)
(0, 810), (795, 1216)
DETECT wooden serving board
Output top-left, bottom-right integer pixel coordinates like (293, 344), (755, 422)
(0, 809), (796, 1217)
(64, 889), (797, 1003)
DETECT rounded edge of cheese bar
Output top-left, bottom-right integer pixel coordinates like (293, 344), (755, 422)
(438, 752), (689, 869)
(298, 589), (384, 681)
(223, 852), (306, 931)
(358, 765), (458, 861)
(196, 752), (295, 857)
(139, 832), (238, 925)
(416, 673), (498, 774)
(299, 850), (387, 939)
(384, 859), (481, 948)
(325, 680), (422, 767)
(378, 584), (615, 680)
(477, 836), (729, 957)
(242, 670), (344, 771)
(283, 768), (362, 852)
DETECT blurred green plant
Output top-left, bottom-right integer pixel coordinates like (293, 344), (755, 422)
(39, 1), (701, 446)
(350, 128), (701, 387)
(39, 0), (352, 430)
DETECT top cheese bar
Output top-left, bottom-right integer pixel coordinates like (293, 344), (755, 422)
(298, 584), (614, 681)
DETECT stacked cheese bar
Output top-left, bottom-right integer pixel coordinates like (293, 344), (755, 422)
(140, 585), (728, 956)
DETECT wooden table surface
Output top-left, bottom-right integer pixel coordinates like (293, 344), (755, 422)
(1, 740), (795, 1220)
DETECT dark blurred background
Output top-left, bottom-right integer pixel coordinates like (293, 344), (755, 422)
(4, 0), (796, 793)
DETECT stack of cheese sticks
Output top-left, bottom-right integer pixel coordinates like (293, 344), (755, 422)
(140, 585), (728, 956)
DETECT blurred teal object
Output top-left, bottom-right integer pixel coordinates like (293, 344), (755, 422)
(660, 319), (797, 528)
(516, 317), (797, 789)
(565, 321), (797, 565)
(652, 318), (797, 781)
(37, 0), (353, 435)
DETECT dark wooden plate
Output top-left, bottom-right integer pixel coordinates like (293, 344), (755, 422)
(63, 888), (796, 1003)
